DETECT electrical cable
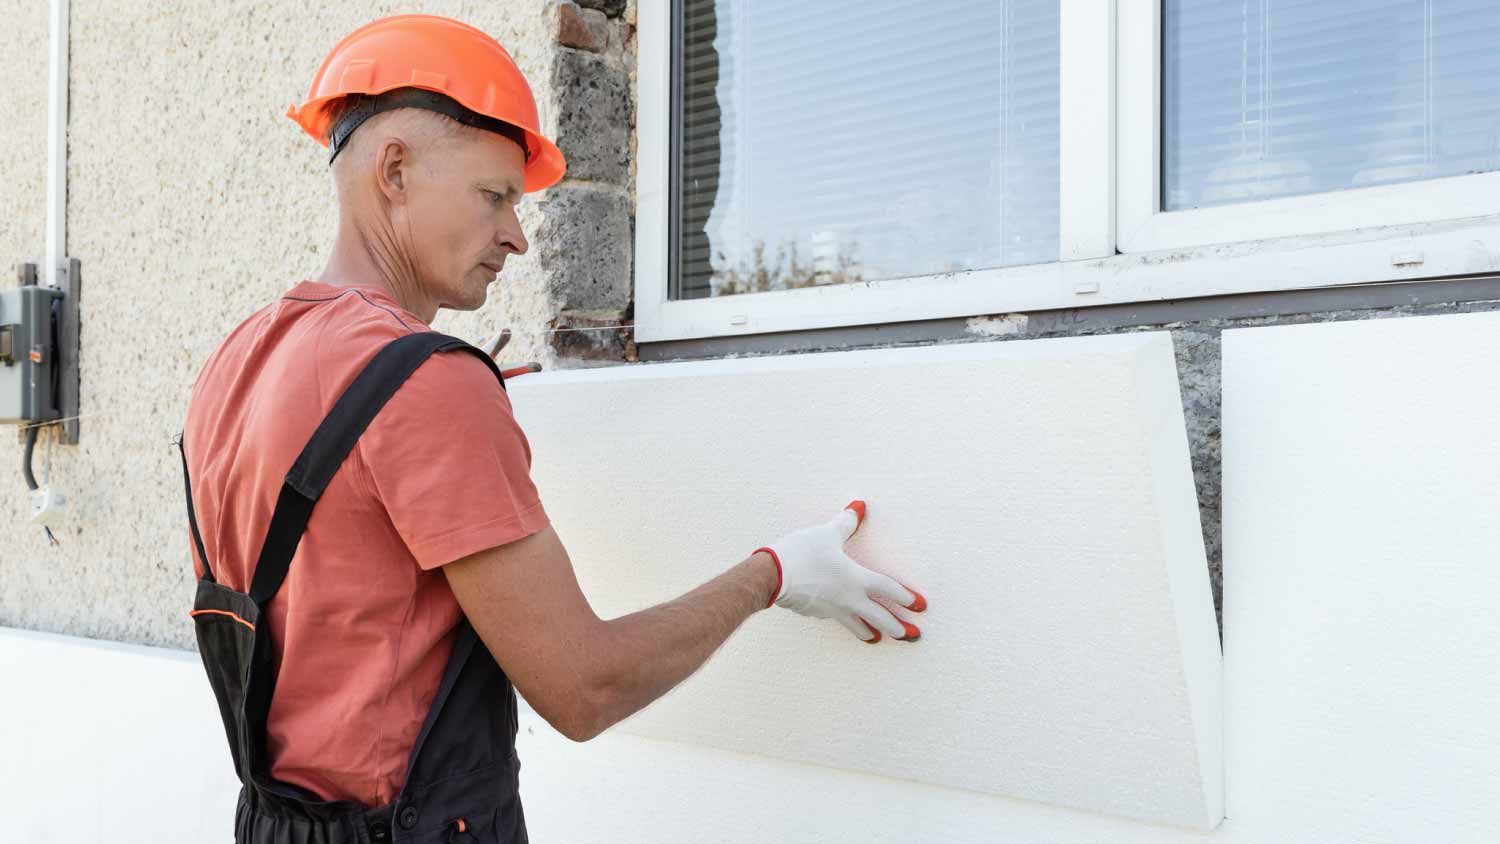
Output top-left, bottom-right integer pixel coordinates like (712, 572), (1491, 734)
(22, 423), (39, 491)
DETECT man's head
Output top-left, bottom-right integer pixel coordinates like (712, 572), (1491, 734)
(289, 16), (565, 320)
(330, 99), (529, 315)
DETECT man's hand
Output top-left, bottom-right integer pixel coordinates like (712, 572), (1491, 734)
(757, 501), (927, 643)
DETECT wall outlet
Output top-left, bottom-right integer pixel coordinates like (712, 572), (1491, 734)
(29, 486), (67, 527)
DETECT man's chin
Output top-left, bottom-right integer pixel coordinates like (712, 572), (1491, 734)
(435, 288), (488, 315)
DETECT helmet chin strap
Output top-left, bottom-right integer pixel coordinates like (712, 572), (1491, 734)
(327, 87), (532, 165)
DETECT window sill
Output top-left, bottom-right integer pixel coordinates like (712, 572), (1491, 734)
(636, 216), (1500, 343)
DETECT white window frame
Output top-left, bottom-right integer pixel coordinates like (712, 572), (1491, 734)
(635, 0), (1500, 344)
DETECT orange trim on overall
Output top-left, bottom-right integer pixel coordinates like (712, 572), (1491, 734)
(189, 608), (256, 632)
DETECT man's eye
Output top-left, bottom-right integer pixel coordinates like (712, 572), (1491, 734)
(485, 191), (504, 205)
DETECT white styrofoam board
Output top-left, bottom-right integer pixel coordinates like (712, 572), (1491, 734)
(1222, 312), (1500, 843)
(516, 701), (1240, 844)
(0, 628), (240, 842)
(509, 333), (1223, 829)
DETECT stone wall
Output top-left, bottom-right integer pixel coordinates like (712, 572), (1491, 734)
(536, 0), (639, 364)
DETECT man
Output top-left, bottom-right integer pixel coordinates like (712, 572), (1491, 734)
(180, 15), (926, 843)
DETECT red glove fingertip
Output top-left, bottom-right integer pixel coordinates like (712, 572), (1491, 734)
(844, 500), (867, 528)
(905, 588), (928, 613)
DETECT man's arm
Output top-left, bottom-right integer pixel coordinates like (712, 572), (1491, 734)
(444, 503), (925, 743)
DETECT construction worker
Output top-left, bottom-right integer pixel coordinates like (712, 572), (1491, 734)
(178, 15), (926, 843)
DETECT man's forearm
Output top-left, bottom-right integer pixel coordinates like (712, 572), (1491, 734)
(579, 552), (779, 738)
(449, 508), (921, 745)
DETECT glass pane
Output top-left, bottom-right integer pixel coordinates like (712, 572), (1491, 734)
(676, 0), (1059, 300)
(1164, 0), (1500, 211)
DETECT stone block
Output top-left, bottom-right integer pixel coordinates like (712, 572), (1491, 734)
(551, 48), (631, 184)
(576, 0), (626, 18)
(549, 307), (634, 362)
(556, 2), (609, 52)
(535, 185), (634, 312)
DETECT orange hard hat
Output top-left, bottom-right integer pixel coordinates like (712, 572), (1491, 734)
(287, 14), (566, 192)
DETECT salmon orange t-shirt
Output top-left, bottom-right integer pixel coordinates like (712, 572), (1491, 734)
(182, 280), (549, 806)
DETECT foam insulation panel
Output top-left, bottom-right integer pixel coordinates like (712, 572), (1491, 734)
(509, 334), (1223, 829)
(1222, 314), (1500, 842)
(513, 702), (1236, 844)
(0, 629), (239, 841)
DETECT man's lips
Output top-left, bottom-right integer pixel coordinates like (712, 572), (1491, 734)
(481, 261), (503, 275)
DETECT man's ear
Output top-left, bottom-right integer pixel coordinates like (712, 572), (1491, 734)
(374, 137), (409, 204)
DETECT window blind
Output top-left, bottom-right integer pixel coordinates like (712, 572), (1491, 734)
(1164, 0), (1500, 211)
(676, 0), (1060, 300)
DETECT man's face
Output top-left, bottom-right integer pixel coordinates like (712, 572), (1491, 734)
(402, 128), (529, 312)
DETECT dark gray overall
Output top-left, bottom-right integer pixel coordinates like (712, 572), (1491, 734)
(180, 331), (528, 843)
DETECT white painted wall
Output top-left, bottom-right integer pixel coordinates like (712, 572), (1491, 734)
(509, 334), (1223, 830)
(1222, 312), (1500, 843)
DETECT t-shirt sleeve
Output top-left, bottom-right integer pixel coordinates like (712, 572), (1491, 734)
(357, 348), (549, 569)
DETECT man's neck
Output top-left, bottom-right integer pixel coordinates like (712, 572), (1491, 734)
(319, 224), (438, 323)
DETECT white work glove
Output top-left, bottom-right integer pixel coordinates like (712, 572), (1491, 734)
(755, 501), (927, 644)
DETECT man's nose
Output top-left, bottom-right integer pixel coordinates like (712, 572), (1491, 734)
(498, 212), (529, 256)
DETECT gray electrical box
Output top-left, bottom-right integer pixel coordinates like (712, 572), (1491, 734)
(0, 284), (65, 425)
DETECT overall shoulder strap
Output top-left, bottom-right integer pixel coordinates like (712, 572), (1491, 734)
(177, 436), (215, 583)
(248, 331), (505, 605)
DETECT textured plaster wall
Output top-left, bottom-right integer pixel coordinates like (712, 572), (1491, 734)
(0, 2), (566, 646)
(0, 2), (46, 277)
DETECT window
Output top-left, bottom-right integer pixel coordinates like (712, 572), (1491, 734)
(636, 0), (1500, 343)
(1122, 0), (1500, 250)
(674, 0), (1060, 301)
(1164, 1), (1500, 211)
